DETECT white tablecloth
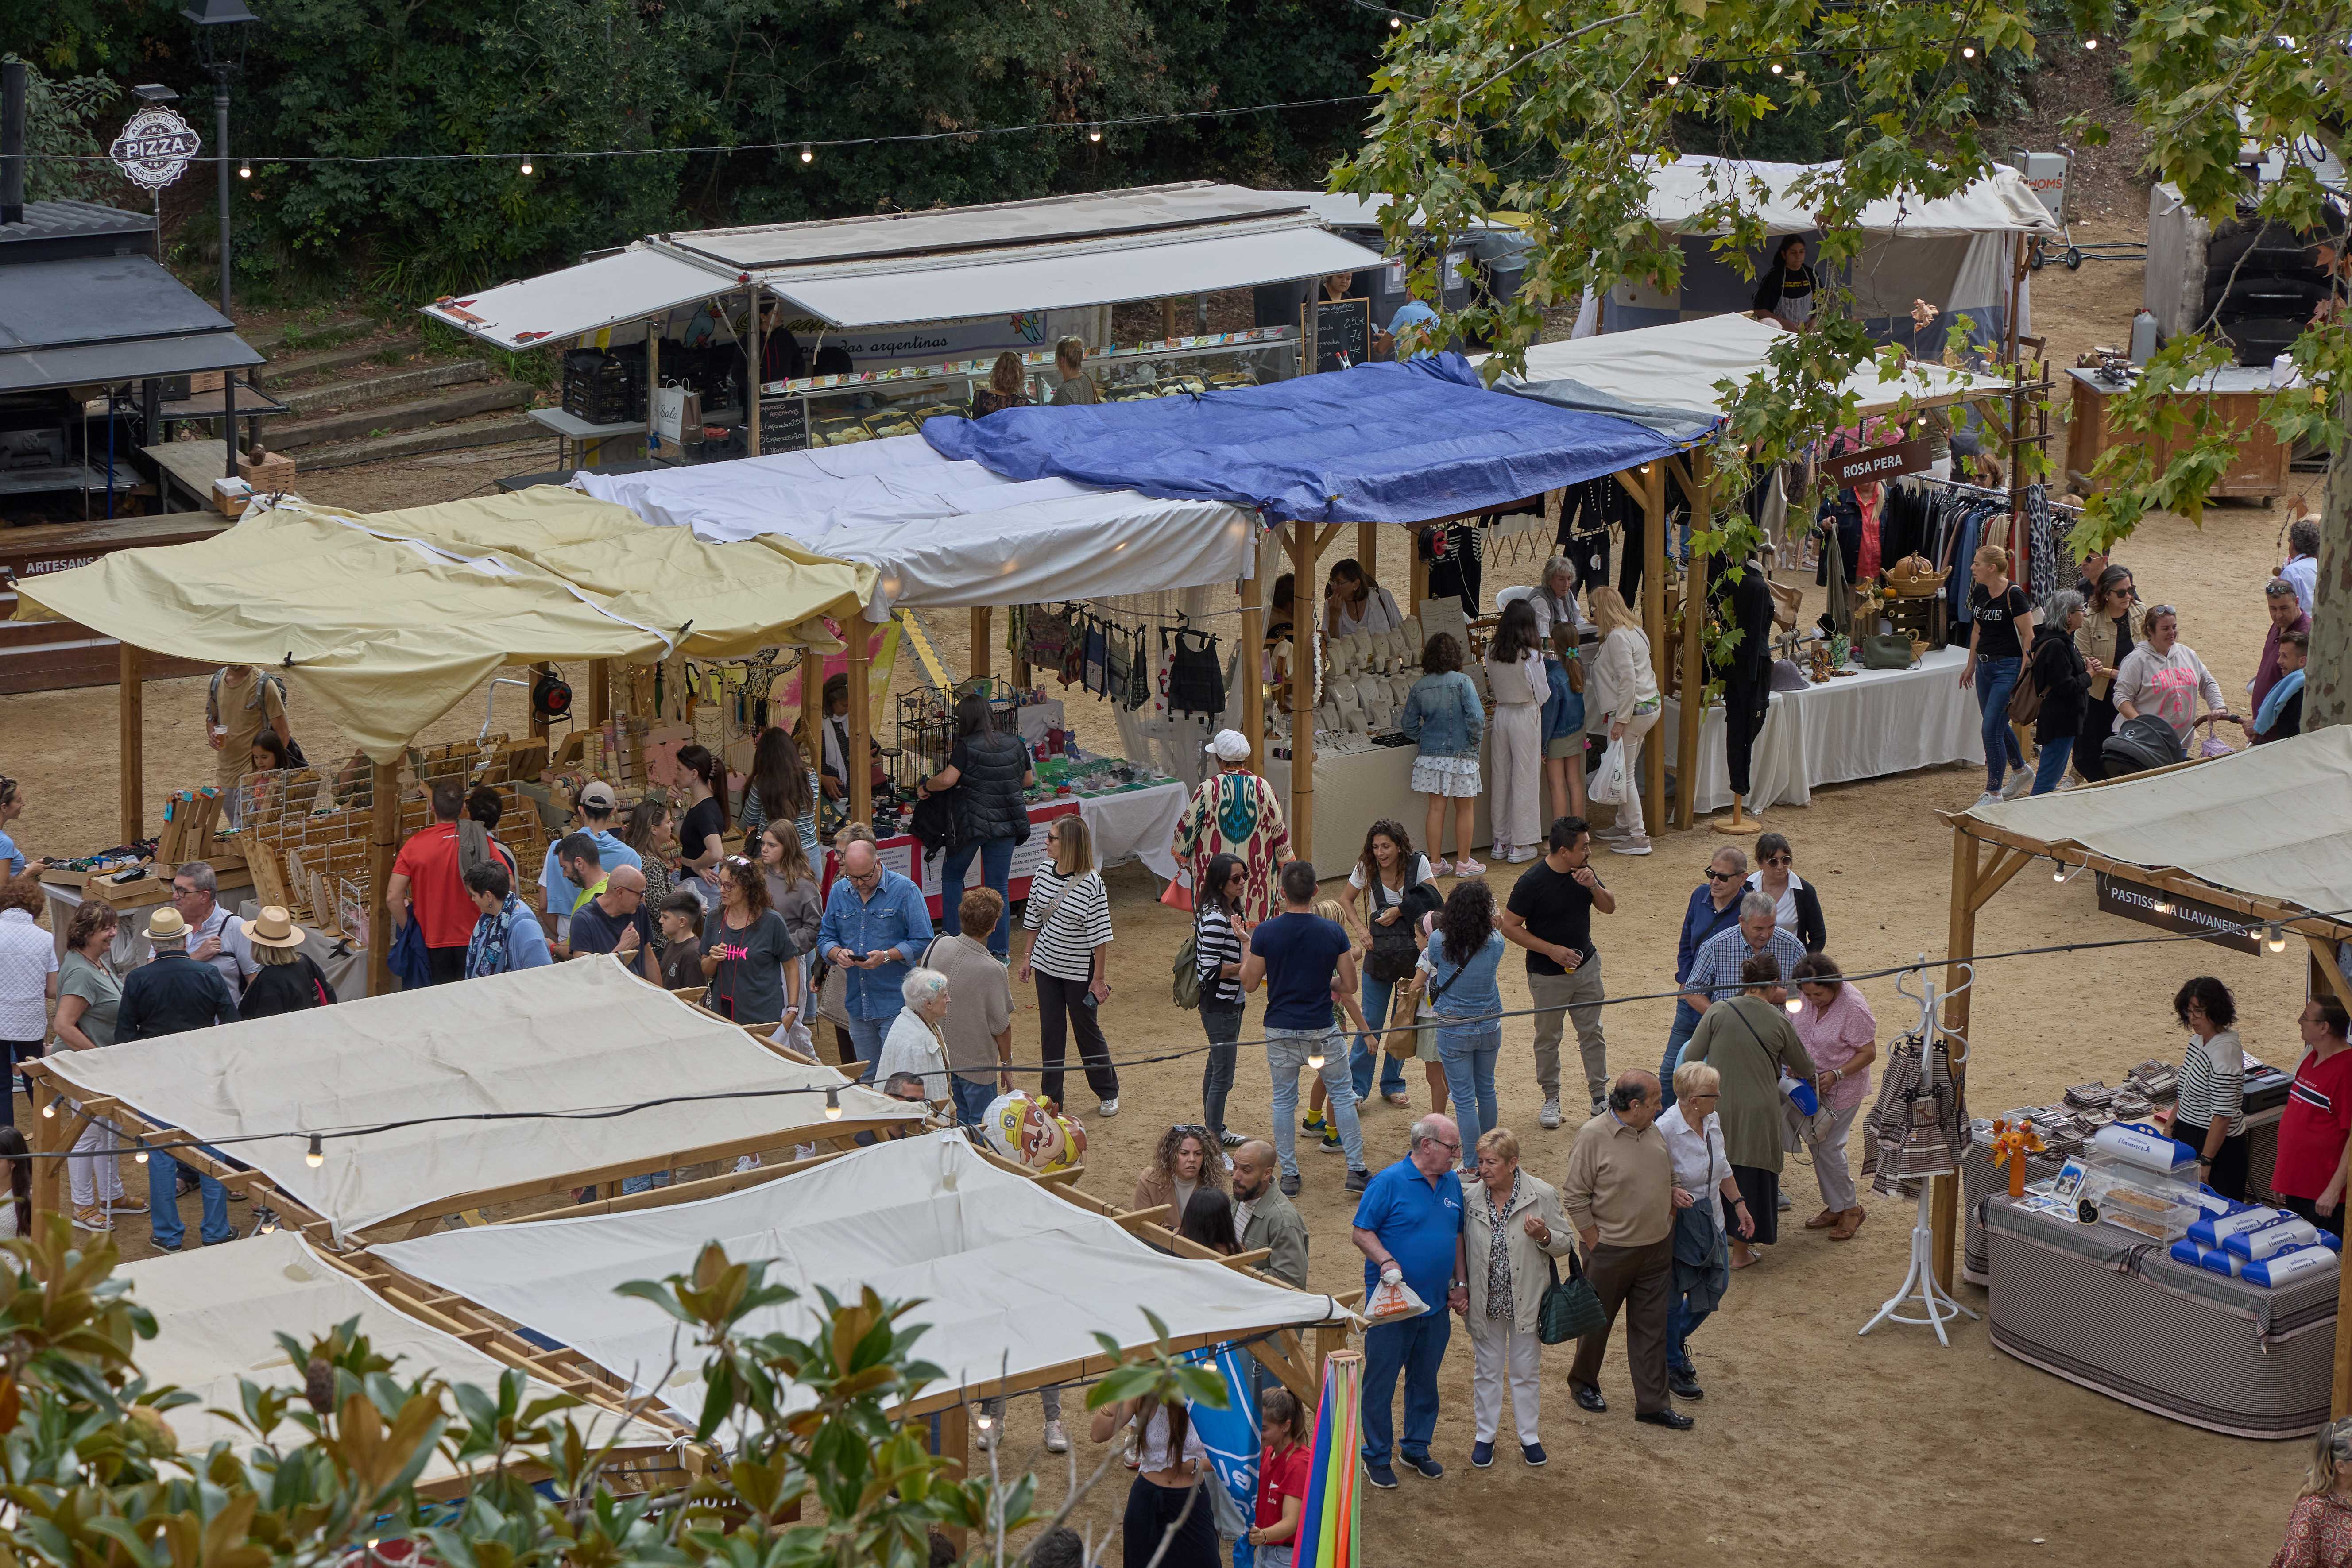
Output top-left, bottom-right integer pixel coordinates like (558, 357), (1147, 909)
(1660, 645), (1986, 813)
(1263, 738), (1494, 865)
(825, 780), (1188, 909)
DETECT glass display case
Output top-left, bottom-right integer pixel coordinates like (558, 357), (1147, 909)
(758, 327), (1300, 452)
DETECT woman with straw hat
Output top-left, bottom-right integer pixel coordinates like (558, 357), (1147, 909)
(236, 907), (337, 1021)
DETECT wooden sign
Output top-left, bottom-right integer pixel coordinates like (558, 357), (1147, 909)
(1825, 436), (1934, 487)
(2093, 872), (2260, 955)
(1312, 297), (1373, 373)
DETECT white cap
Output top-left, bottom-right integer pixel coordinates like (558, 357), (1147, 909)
(1204, 730), (1252, 762)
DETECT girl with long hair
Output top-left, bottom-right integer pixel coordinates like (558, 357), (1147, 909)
(1485, 597), (1549, 863)
(1134, 1123), (1229, 1218)
(623, 797), (678, 911)
(1420, 880), (1508, 1167)
(739, 726), (817, 857)
(699, 855), (794, 1027)
(673, 743), (730, 888)
(1017, 815), (1119, 1114)
(1339, 819), (1436, 1112)
(2073, 564), (2139, 782)
(1091, 1383), (1217, 1568)
(1586, 585), (1662, 853)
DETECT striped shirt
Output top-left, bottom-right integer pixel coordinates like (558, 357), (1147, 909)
(1682, 926), (1808, 1004)
(1195, 904), (1245, 1007)
(2177, 1027), (2247, 1139)
(740, 769), (822, 859)
(1023, 865), (1113, 983)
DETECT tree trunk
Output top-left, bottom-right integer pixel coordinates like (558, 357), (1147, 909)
(2306, 392), (2352, 730)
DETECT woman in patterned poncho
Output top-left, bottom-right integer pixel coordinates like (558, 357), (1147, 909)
(1172, 731), (1293, 924)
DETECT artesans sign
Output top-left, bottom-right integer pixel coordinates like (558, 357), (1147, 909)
(109, 108), (202, 191)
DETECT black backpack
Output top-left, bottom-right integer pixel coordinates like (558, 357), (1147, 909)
(1364, 869), (1444, 983)
(2102, 714), (2186, 777)
(908, 785), (966, 864)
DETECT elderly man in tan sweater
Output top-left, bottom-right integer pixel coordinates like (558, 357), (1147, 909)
(1560, 1069), (1689, 1429)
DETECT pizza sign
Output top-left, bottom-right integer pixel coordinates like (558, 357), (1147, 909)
(109, 108), (202, 191)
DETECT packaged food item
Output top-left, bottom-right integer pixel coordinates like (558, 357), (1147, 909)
(2089, 1120), (2198, 1176)
(2224, 1216), (2342, 1262)
(2242, 1247), (2341, 1287)
(2189, 1204), (2288, 1248)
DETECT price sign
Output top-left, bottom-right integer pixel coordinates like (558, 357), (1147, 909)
(759, 396), (810, 453)
(1312, 297), (1372, 373)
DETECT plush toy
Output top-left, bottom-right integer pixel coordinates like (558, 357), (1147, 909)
(982, 1090), (1089, 1174)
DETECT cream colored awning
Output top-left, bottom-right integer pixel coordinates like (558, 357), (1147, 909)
(12, 487), (876, 761)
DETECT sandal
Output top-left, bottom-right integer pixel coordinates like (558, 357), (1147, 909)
(1829, 1208), (1866, 1241)
(1804, 1206), (1840, 1231)
(1383, 1091), (1412, 1108)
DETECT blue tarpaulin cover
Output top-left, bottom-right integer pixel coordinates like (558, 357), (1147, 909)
(922, 352), (1683, 523)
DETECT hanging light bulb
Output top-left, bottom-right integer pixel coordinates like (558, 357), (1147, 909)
(39, 1099), (53, 1119)
(238, 158), (251, 178)
(2152, 898), (2174, 916)
(1783, 993), (1803, 1015)
(1389, 12), (1401, 26)
(824, 1085), (843, 1121)
(519, 158), (533, 175)
(2082, 34), (2098, 49)
(1961, 44), (1976, 58)
(306, 1132), (325, 1168)
(2265, 922), (2288, 954)
(973, 1412), (995, 1435)
(800, 143), (814, 164)
(133, 1142), (148, 1165)
(1087, 126), (1102, 143)
(1308, 1043), (1326, 1069)
(1769, 59), (1784, 74)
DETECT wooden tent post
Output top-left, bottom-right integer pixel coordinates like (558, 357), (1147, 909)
(367, 759), (399, 998)
(744, 288), (763, 459)
(1287, 521), (1315, 863)
(1931, 824), (1983, 1290)
(1240, 564), (1265, 775)
(28, 1071), (65, 1222)
(119, 644), (144, 845)
(1356, 520), (1378, 583)
(847, 622), (873, 827)
(588, 659), (611, 730)
(970, 608), (992, 684)
(1674, 452), (1711, 830)
(1642, 462), (1667, 834)
(938, 1402), (970, 1550)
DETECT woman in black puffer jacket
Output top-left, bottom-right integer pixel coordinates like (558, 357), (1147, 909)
(2028, 590), (2091, 796)
(917, 694), (1036, 958)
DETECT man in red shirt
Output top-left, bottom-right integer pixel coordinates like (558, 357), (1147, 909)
(2272, 995), (2352, 1237)
(387, 781), (509, 985)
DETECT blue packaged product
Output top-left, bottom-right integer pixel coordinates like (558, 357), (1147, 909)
(2170, 1239), (2242, 1276)
(2242, 1247), (2342, 1288)
(2188, 1203), (2284, 1248)
(2224, 1216), (2345, 1261)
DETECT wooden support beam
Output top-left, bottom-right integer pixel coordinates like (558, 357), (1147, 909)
(847, 620), (874, 828)
(367, 759), (398, 999)
(744, 287), (763, 459)
(1287, 521), (1316, 862)
(1673, 453), (1710, 830)
(1240, 560), (1265, 777)
(970, 607), (992, 684)
(1931, 825), (1981, 1291)
(1355, 520), (1378, 582)
(1247, 1337), (1318, 1403)
(588, 659), (611, 729)
(1642, 461), (1667, 835)
(939, 1405), (971, 1552)
(119, 644), (145, 845)
(1222, 1247), (1273, 1270)
(29, 1076), (66, 1222)
(1114, 1204), (1174, 1229)
(1967, 846), (2035, 913)
(2312, 937), (2352, 1015)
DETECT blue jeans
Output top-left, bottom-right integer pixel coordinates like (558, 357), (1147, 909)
(939, 837), (1016, 957)
(1667, 1294), (1712, 1376)
(1361, 1311), (1451, 1467)
(621, 1170), (674, 1197)
(148, 1150), (232, 1248)
(1350, 971), (1408, 1101)
(2031, 733), (2074, 795)
(1975, 655), (2024, 788)
(951, 1073), (998, 1127)
(1268, 1027), (1363, 1177)
(1200, 1002), (1243, 1138)
(843, 1012), (893, 1077)
(1659, 1000), (1701, 1110)
(1436, 1025), (1501, 1170)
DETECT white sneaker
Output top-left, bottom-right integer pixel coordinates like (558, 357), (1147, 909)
(1098, 1097), (1120, 1117)
(1970, 790), (2004, 811)
(1507, 848), (1539, 865)
(2000, 769), (2032, 800)
(1044, 1420), (1069, 1454)
(1538, 1098), (1562, 1130)
(1592, 824), (1631, 840)
(1429, 858), (1455, 877)
(1454, 857), (1488, 877)
(1609, 835), (1652, 856)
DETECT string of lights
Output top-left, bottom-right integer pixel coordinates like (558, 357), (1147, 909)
(1344, 0), (2105, 63)
(29, 879), (2333, 1163)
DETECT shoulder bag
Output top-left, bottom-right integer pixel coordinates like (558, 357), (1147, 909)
(2008, 642), (2045, 726)
(1382, 939), (1456, 1060)
(1171, 905), (1203, 1012)
(1537, 1245), (1608, 1344)
(1363, 869), (1426, 984)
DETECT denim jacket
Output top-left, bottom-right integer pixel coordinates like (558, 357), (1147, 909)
(817, 870), (935, 1020)
(1401, 670), (1485, 759)
(1424, 927), (1506, 1035)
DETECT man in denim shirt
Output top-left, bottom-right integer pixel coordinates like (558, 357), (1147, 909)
(1657, 845), (1748, 1110)
(817, 839), (934, 1070)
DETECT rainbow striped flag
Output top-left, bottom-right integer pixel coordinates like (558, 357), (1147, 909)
(1292, 1350), (1362, 1568)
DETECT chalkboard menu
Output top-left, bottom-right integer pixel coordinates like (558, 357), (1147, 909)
(758, 395), (810, 453)
(1313, 297), (1373, 373)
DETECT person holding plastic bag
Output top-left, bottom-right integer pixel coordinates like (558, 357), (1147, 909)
(1350, 1114), (1469, 1489)
(1584, 587), (1661, 855)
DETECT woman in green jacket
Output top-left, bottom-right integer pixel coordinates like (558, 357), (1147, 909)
(1684, 951), (1817, 1268)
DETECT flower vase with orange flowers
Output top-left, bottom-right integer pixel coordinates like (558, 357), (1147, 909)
(1990, 1118), (2047, 1198)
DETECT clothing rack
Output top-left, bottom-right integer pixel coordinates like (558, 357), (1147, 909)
(1895, 473), (2082, 516)
(1860, 957), (1979, 1347)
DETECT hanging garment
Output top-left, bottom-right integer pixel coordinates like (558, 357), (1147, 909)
(1083, 618), (1110, 695)
(1815, 491), (1863, 590)
(1856, 486), (1884, 582)
(1867, 1031), (1966, 1198)
(1564, 524), (1610, 595)
(2023, 483), (2063, 607)
(1422, 521), (1485, 614)
(1168, 630), (1226, 717)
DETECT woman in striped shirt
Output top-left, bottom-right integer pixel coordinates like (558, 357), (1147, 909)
(2173, 975), (2249, 1200)
(1195, 853), (1250, 1149)
(1019, 815), (1120, 1116)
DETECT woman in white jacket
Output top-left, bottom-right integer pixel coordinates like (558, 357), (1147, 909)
(1585, 587), (1662, 854)
(2112, 603), (2238, 753)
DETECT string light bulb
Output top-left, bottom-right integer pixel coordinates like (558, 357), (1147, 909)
(824, 1086), (843, 1121)
(1389, 13), (1401, 26)
(1769, 60), (1784, 74)
(1088, 126), (1102, 143)
(1308, 1044), (1326, 1069)
(1784, 994), (1803, 1014)
(519, 158), (533, 175)
(306, 1132), (324, 1168)
(2082, 34), (2098, 49)
(2152, 898), (2174, 916)
(39, 1098), (54, 1118)
(2265, 922), (2288, 954)
(238, 158), (251, 178)
(133, 1142), (148, 1165)
(800, 143), (814, 164)
(1960, 44), (1976, 58)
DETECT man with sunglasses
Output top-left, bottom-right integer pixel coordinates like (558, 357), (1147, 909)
(1660, 847), (1749, 1110)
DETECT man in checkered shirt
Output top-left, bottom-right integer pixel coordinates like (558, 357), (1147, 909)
(1675, 891), (1808, 1039)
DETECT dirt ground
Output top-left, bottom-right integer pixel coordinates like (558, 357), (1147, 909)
(1, 210), (2330, 1567)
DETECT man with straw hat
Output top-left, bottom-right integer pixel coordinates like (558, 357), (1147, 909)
(114, 906), (238, 1251)
(235, 907), (337, 1021)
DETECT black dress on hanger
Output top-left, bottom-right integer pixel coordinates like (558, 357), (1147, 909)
(1723, 561), (1776, 801)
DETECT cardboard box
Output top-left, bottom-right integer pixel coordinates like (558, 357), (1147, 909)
(240, 448), (297, 491)
(212, 476), (254, 518)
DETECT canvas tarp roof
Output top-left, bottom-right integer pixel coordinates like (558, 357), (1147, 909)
(421, 244), (740, 352)
(1963, 729), (2352, 923)
(575, 437), (1258, 619)
(1640, 156), (2062, 239)
(11, 488), (875, 761)
(43, 957), (920, 1240)
(1497, 314), (2016, 439)
(923, 351), (1679, 524)
(375, 1132), (1343, 1432)
(118, 1230), (680, 1482)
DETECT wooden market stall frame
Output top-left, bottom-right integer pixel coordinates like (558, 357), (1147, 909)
(20, 997), (908, 1246)
(342, 1143), (1357, 1548)
(1935, 775), (2352, 1417)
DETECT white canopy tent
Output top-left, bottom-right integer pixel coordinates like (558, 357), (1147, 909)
(574, 436), (1258, 620)
(1580, 156), (2062, 346)
(118, 1230), (681, 1486)
(37, 958), (918, 1240)
(374, 1132), (1346, 1430)
(423, 245), (739, 352)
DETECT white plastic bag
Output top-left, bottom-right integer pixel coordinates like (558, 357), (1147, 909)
(1362, 1276), (1431, 1325)
(1589, 738), (1629, 806)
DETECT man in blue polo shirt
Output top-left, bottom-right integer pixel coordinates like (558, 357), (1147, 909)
(1351, 1113), (1467, 1489)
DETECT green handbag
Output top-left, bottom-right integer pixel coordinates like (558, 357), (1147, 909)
(1857, 633), (1917, 671)
(1536, 1245), (1609, 1344)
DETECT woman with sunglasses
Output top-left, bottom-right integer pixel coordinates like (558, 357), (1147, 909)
(1655, 1061), (1748, 1400)
(1744, 832), (1825, 954)
(699, 856), (797, 1027)
(1659, 846), (1749, 1110)
(1194, 853), (1252, 1147)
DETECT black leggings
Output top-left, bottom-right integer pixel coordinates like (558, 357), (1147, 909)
(2077, 694), (2120, 782)
(1036, 972), (1118, 1107)
(1, 1038), (39, 1129)
(1121, 1476), (1219, 1568)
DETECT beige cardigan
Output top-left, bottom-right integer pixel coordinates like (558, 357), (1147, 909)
(2076, 605), (2142, 701)
(1458, 1170), (1577, 1336)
